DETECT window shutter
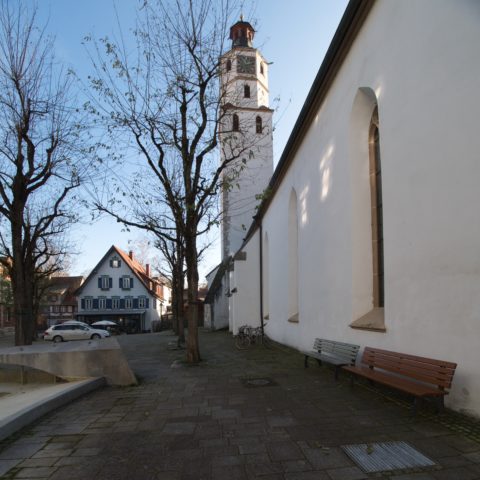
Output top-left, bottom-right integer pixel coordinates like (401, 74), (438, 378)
(109, 277), (113, 288)
(98, 277), (102, 288)
(120, 298), (125, 309)
(106, 298), (112, 309)
(109, 259), (113, 267)
(145, 298), (149, 309)
(93, 299), (99, 309)
(130, 277), (134, 288)
(81, 299), (85, 309)
(119, 278), (122, 288)
(133, 298), (139, 309)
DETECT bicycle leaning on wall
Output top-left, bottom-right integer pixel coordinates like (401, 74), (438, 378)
(235, 323), (271, 350)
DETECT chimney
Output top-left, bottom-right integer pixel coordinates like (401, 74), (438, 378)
(146, 264), (150, 277)
(129, 251), (134, 260)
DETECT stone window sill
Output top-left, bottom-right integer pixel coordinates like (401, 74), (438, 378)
(288, 313), (299, 323)
(350, 308), (386, 332)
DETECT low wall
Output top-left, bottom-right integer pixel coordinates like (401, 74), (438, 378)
(0, 338), (137, 386)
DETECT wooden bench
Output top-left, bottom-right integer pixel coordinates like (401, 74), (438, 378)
(303, 338), (360, 380)
(342, 347), (457, 414)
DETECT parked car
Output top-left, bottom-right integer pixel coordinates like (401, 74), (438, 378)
(43, 323), (110, 342)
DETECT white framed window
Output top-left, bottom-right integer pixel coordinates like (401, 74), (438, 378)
(85, 297), (93, 310)
(100, 275), (111, 290)
(125, 297), (133, 309)
(138, 297), (146, 309)
(112, 297), (120, 309)
(121, 276), (132, 290)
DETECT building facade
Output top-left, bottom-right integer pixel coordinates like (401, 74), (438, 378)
(226, 0), (480, 417)
(76, 246), (169, 333)
(39, 276), (84, 328)
(205, 18), (274, 330)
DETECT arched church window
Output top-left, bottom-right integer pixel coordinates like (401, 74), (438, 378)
(369, 106), (384, 307)
(232, 113), (239, 132)
(226, 59), (232, 72)
(256, 116), (262, 134)
(260, 63), (264, 75)
(244, 84), (250, 98)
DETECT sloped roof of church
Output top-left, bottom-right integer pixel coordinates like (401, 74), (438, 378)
(243, 0), (374, 245)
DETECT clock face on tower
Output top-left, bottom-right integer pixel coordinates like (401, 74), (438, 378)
(237, 55), (256, 74)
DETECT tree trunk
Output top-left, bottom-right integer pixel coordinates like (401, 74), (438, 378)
(11, 206), (35, 346)
(185, 233), (200, 363)
(175, 243), (185, 346)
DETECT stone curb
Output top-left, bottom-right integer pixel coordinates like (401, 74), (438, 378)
(0, 377), (105, 442)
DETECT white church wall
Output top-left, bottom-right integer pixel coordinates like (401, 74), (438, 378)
(253, 0), (480, 416)
(229, 230), (261, 335)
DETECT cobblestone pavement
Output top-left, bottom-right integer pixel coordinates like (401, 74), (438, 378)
(0, 329), (479, 479)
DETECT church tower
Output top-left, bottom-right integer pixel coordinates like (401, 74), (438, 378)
(219, 18), (273, 260)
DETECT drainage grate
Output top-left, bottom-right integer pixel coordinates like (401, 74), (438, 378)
(341, 441), (437, 473)
(242, 377), (277, 388)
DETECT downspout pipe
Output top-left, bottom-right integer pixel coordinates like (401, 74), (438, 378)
(259, 222), (264, 336)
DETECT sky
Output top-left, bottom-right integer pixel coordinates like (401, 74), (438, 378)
(34, 0), (349, 282)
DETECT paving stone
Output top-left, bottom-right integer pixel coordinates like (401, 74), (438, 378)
(393, 474), (437, 480)
(15, 466), (58, 478)
(284, 471), (330, 480)
(18, 456), (58, 467)
(301, 446), (352, 470)
(266, 441), (305, 462)
(325, 466), (367, 480)
(0, 459), (19, 476)
(282, 459), (313, 472)
(162, 422), (196, 435)
(0, 442), (44, 460)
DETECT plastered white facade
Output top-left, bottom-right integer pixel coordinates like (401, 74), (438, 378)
(78, 249), (163, 331)
(233, 1), (480, 417)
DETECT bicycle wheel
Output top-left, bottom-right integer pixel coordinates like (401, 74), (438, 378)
(235, 334), (251, 350)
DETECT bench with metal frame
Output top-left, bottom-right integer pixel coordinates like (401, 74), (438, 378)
(303, 338), (360, 380)
(342, 347), (457, 414)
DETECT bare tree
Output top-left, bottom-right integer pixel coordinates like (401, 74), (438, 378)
(0, 2), (89, 344)
(86, 0), (267, 362)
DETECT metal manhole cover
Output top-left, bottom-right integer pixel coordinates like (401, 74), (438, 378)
(242, 377), (277, 388)
(341, 441), (437, 473)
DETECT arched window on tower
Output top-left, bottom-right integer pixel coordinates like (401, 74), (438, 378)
(226, 59), (232, 72)
(232, 114), (239, 132)
(256, 116), (262, 134)
(244, 84), (250, 98)
(369, 106), (384, 307)
(260, 63), (264, 75)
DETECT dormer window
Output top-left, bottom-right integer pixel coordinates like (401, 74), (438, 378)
(244, 84), (250, 98)
(110, 256), (121, 268)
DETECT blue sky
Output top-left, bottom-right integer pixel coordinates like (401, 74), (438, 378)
(35, 0), (349, 280)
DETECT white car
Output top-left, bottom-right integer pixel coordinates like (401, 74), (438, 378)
(43, 323), (110, 342)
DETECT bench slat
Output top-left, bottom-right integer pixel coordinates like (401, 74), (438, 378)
(305, 338), (360, 379)
(344, 346), (457, 414)
(342, 366), (447, 397)
(362, 348), (456, 389)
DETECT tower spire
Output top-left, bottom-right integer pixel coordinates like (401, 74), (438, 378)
(229, 17), (255, 48)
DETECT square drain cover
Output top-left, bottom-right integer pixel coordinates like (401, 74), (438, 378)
(341, 441), (436, 473)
